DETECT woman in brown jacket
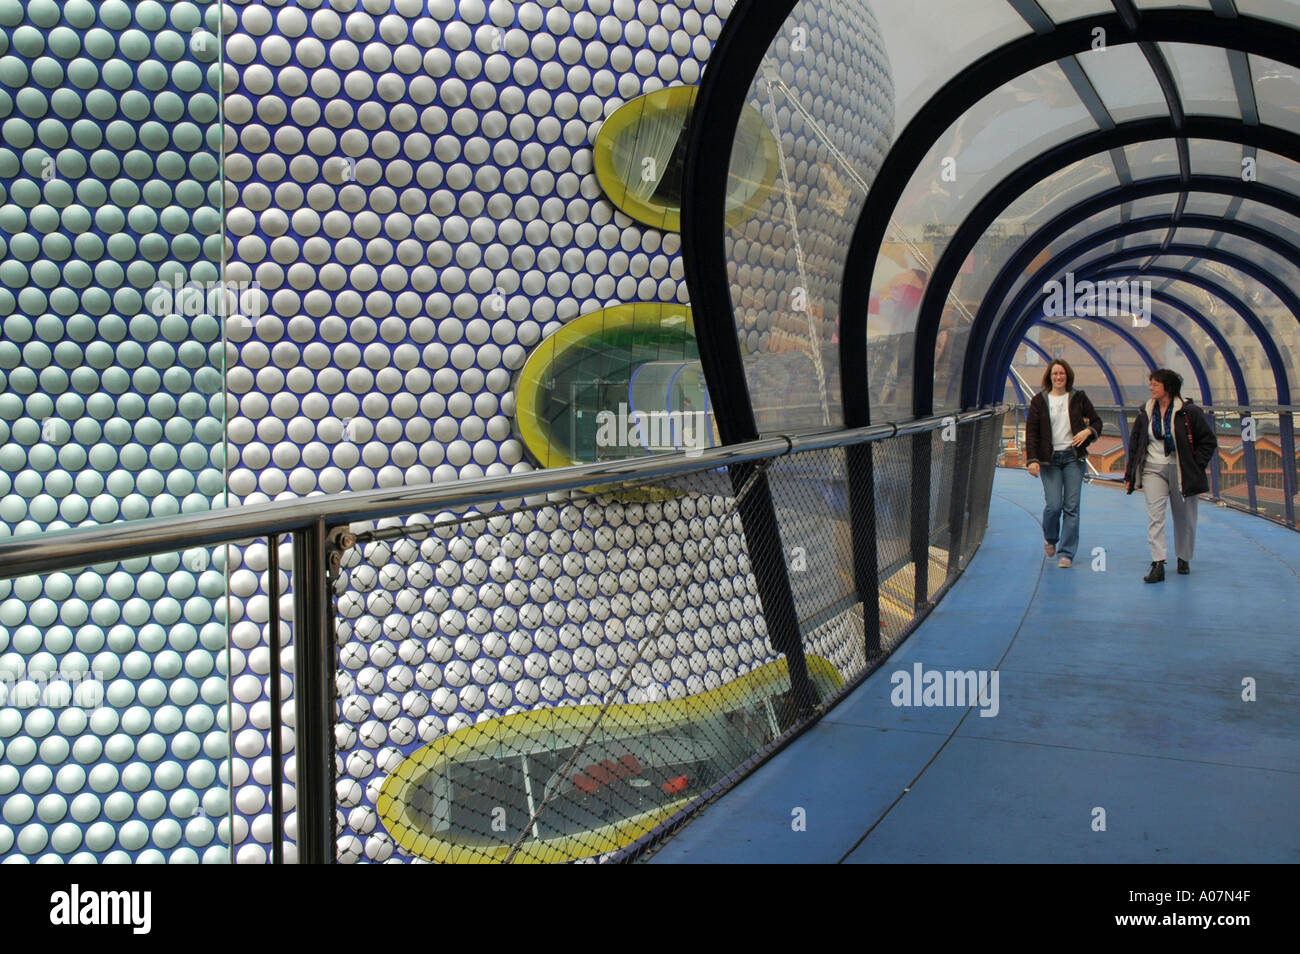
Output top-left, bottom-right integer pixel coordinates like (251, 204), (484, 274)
(1024, 360), (1104, 568)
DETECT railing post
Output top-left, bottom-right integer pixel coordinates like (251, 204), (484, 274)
(1243, 413), (1260, 513)
(1116, 408), (1130, 476)
(293, 518), (335, 864)
(847, 443), (881, 656)
(1279, 411), (1297, 527)
(948, 419), (976, 569)
(1210, 411), (1222, 498)
(730, 461), (817, 722)
(910, 431), (932, 609)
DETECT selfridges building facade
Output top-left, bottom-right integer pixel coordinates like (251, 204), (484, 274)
(0, 0), (893, 863)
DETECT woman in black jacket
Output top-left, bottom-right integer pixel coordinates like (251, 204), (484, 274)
(1122, 369), (1218, 582)
(1024, 360), (1104, 568)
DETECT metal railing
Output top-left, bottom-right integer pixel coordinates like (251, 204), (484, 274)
(998, 403), (1299, 529)
(0, 405), (1007, 863)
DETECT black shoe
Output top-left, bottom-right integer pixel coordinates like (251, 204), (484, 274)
(1144, 561), (1165, 583)
(1177, 559), (1189, 575)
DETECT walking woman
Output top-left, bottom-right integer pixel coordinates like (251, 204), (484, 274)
(1123, 369), (1218, 582)
(1025, 359), (1104, 568)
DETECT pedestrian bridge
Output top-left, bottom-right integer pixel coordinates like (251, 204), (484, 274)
(649, 470), (1300, 863)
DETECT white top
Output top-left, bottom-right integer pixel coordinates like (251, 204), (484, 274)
(1048, 392), (1073, 451)
(1147, 405), (1174, 466)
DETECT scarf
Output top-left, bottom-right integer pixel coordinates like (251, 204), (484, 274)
(1151, 401), (1175, 454)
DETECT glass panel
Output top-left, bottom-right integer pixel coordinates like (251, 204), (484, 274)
(944, 154), (1124, 389)
(1250, 54), (1300, 136)
(0, 0), (235, 865)
(1038, 0), (1117, 23)
(0, 545), (233, 863)
(871, 0), (1031, 132)
(1188, 138), (1249, 179)
(1231, 198), (1300, 250)
(1042, 206), (1127, 264)
(1256, 148), (1300, 196)
(1123, 139), (1182, 179)
(0, 1), (227, 539)
(1118, 228), (1172, 251)
(1077, 44), (1170, 123)
(1146, 300), (1228, 405)
(1126, 194), (1181, 221)
(1183, 263), (1297, 401)
(1015, 153), (1122, 231)
(1034, 324), (1139, 404)
(1236, 0), (1300, 28)
(1181, 193), (1234, 219)
(1135, 0), (1214, 10)
(1172, 227), (1223, 247)
(725, 0), (900, 429)
(884, 61), (1095, 416)
(1161, 43), (1242, 119)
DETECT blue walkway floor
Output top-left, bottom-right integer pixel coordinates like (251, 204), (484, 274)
(649, 470), (1300, 863)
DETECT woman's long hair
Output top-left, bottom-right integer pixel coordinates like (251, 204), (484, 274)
(1041, 359), (1074, 391)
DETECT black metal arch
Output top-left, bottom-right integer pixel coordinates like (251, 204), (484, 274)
(993, 256), (1295, 520)
(1001, 263), (1288, 518)
(993, 246), (1289, 402)
(981, 218), (1300, 406)
(1001, 244), (1299, 391)
(963, 174), (1300, 410)
(1003, 267), (1256, 408)
(840, 11), (1300, 428)
(1087, 268), (1259, 405)
(1068, 269), (1273, 515)
(949, 165), (1300, 410)
(678, 0), (815, 708)
(993, 240), (1298, 406)
(1017, 323), (1126, 409)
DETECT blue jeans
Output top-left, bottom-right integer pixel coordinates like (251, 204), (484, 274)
(1040, 450), (1084, 560)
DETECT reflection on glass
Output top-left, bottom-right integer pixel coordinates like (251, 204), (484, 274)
(513, 303), (719, 468)
(593, 86), (780, 232)
(376, 656), (842, 863)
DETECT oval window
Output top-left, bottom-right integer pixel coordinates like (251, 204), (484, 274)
(513, 302), (717, 468)
(593, 85), (779, 232)
(375, 655), (842, 863)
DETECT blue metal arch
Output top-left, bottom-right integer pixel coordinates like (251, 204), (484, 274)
(1018, 322), (1134, 474)
(980, 223), (1300, 406)
(1023, 322), (1134, 409)
(1089, 270), (1257, 405)
(992, 243), (1296, 407)
(960, 176), (1300, 409)
(995, 254), (1298, 521)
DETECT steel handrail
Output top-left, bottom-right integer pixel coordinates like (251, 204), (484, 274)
(0, 406), (1007, 581)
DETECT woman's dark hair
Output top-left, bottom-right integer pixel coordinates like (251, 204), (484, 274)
(1041, 359), (1074, 391)
(1149, 368), (1183, 398)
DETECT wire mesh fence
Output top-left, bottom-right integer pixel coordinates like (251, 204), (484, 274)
(329, 411), (1007, 863)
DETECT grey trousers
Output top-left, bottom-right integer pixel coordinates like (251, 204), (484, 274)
(1142, 459), (1198, 562)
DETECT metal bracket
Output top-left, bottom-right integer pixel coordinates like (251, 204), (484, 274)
(325, 527), (356, 579)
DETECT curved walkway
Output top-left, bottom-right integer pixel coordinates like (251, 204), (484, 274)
(648, 470), (1300, 863)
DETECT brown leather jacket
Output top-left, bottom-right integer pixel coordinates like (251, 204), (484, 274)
(1024, 389), (1103, 466)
